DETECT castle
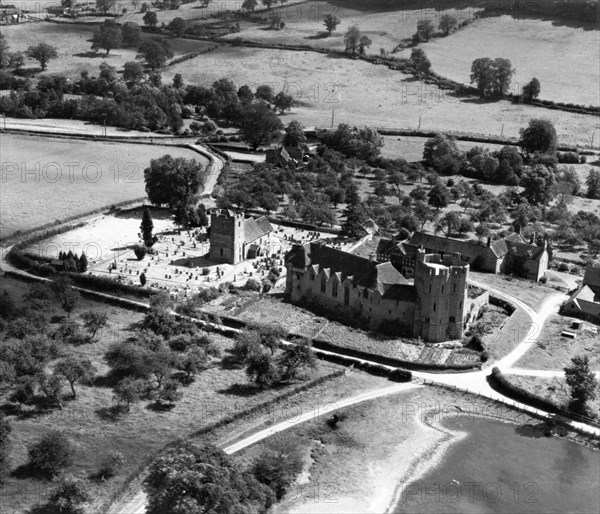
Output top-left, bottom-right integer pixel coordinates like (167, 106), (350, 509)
(285, 243), (488, 343)
(208, 210), (274, 264)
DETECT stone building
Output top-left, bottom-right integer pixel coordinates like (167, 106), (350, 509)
(285, 242), (487, 342)
(208, 210), (274, 264)
(374, 231), (549, 282)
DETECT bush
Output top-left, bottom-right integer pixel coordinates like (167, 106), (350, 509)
(98, 450), (125, 479)
(557, 262), (569, 272)
(243, 278), (262, 292)
(388, 368), (412, 382)
(28, 431), (74, 477)
(133, 245), (148, 260)
(48, 474), (91, 512)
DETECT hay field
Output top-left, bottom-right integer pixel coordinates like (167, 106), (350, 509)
(163, 46), (599, 146)
(412, 15), (600, 106)
(1, 21), (215, 79)
(0, 134), (208, 238)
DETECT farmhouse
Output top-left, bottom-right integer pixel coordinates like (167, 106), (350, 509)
(405, 232), (549, 282)
(285, 243), (488, 342)
(265, 146), (304, 167)
(208, 209), (274, 264)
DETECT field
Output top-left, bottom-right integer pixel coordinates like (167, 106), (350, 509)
(0, 134), (208, 239)
(162, 45), (599, 147)
(1, 21), (216, 79)
(413, 15), (600, 107)
(0, 276), (372, 513)
(515, 313), (600, 370)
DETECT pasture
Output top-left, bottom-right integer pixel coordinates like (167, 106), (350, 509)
(413, 15), (600, 107)
(1, 21), (216, 79)
(0, 134), (208, 238)
(163, 45), (599, 147)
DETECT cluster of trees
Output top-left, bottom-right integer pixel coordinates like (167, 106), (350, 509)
(55, 250), (88, 273)
(0, 34), (58, 72)
(343, 25), (372, 56)
(412, 14), (461, 43)
(229, 324), (317, 388)
(470, 57), (515, 98)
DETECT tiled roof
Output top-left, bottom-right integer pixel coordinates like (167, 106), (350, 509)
(567, 286), (600, 316)
(382, 284), (418, 301)
(243, 216), (273, 244)
(505, 240), (546, 260)
(376, 238), (400, 256)
(583, 266), (600, 288)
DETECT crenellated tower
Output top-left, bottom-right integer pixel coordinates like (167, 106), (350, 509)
(413, 248), (469, 342)
(208, 210), (246, 264)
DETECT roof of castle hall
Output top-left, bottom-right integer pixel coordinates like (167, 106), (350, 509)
(408, 231), (545, 261)
(244, 216), (273, 244)
(285, 242), (407, 290)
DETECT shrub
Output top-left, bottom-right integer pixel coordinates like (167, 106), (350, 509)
(388, 368), (412, 382)
(243, 278), (262, 291)
(48, 474), (91, 512)
(28, 431), (74, 476)
(557, 262), (569, 272)
(133, 245), (148, 260)
(98, 450), (125, 480)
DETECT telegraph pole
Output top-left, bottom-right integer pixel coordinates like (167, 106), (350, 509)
(331, 109), (335, 127)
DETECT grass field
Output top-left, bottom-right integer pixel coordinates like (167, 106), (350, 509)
(0, 134), (208, 238)
(515, 313), (600, 370)
(0, 276), (366, 513)
(162, 45), (599, 147)
(1, 21), (216, 79)
(413, 15), (600, 107)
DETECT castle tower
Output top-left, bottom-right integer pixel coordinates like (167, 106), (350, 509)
(413, 252), (468, 342)
(208, 210), (246, 264)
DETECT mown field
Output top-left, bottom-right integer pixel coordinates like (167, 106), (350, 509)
(0, 276), (366, 513)
(0, 134), (207, 239)
(413, 15), (600, 107)
(1, 21), (216, 79)
(162, 45), (599, 147)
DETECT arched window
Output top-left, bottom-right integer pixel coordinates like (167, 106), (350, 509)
(321, 275), (327, 293)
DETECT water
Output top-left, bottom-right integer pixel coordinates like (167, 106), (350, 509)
(395, 416), (600, 514)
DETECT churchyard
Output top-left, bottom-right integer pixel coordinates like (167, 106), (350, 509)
(27, 207), (350, 299)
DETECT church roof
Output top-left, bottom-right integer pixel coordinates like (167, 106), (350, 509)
(243, 216), (273, 244)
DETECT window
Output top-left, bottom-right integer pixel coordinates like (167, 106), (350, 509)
(321, 276), (327, 293)
(332, 282), (338, 298)
(428, 285), (432, 293)
(433, 303), (437, 312)
(296, 273), (301, 280)
(220, 248), (223, 256)
(453, 283), (457, 293)
(363, 289), (368, 299)
(441, 286), (444, 294)
(449, 316), (456, 322)
(459, 301), (463, 309)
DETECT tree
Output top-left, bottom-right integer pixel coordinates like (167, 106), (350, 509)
(173, 73), (183, 89)
(121, 21), (142, 47)
(55, 357), (95, 399)
(143, 10), (158, 28)
(98, 450), (125, 480)
(9, 51), (25, 72)
(81, 310), (108, 341)
(423, 133), (464, 172)
(0, 33), (10, 68)
(439, 13), (457, 34)
(242, 0), (257, 12)
(323, 13), (340, 35)
(26, 43), (58, 71)
(564, 355), (598, 413)
(96, 0), (115, 13)
(522, 77), (541, 101)
(246, 350), (279, 388)
(91, 20), (122, 55)
(344, 25), (361, 55)
(435, 211), (461, 236)
(169, 17), (186, 37)
(358, 35), (372, 55)
(28, 431), (74, 476)
(237, 84), (254, 105)
(273, 91), (295, 114)
(283, 120), (306, 147)
(158, 379), (183, 405)
(278, 339), (316, 380)
(428, 182), (451, 210)
(123, 60), (144, 83)
(141, 207), (155, 248)
(520, 165), (556, 205)
(252, 435), (303, 499)
(239, 103), (283, 150)
(256, 84), (274, 103)
(410, 48), (431, 77)
(416, 19), (435, 41)
(0, 417), (11, 481)
(145, 443), (273, 514)
(144, 154), (208, 208)
(48, 474), (91, 512)
(113, 377), (143, 411)
(137, 38), (174, 70)
(586, 169), (600, 199)
(519, 118), (557, 155)
(51, 277), (80, 318)
(77, 252), (88, 273)
(470, 57), (515, 98)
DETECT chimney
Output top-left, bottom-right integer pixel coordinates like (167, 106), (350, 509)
(486, 237), (491, 247)
(514, 223), (521, 235)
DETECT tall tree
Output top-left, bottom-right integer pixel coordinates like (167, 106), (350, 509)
(141, 207), (155, 248)
(54, 357), (95, 399)
(283, 120), (306, 147)
(519, 118), (557, 155)
(246, 351), (279, 388)
(91, 19), (122, 55)
(564, 355), (598, 414)
(323, 13), (340, 35)
(416, 19), (435, 41)
(344, 24), (361, 55)
(136, 39), (174, 70)
(26, 43), (58, 71)
(470, 57), (515, 98)
(439, 13), (458, 34)
(427, 182), (451, 210)
(0, 33), (10, 68)
(522, 77), (541, 101)
(51, 277), (80, 318)
(586, 169), (600, 199)
(410, 48), (431, 77)
(121, 22), (142, 47)
(520, 164), (556, 205)
(143, 10), (158, 28)
(239, 103), (283, 150)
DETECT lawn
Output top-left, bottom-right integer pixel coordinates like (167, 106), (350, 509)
(0, 134), (208, 239)
(413, 15), (600, 107)
(0, 276), (363, 513)
(1, 20), (217, 79)
(515, 313), (600, 370)
(505, 375), (600, 419)
(162, 45), (599, 147)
